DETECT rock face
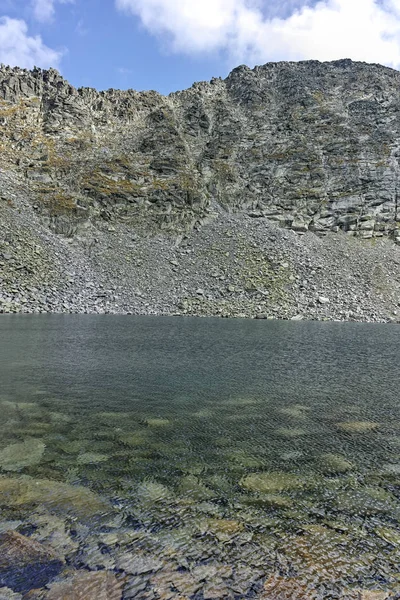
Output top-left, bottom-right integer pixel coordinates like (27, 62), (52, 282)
(0, 59), (399, 238)
(1, 59), (400, 320)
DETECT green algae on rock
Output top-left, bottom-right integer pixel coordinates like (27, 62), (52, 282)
(319, 453), (354, 473)
(76, 452), (109, 465)
(0, 439), (45, 472)
(0, 477), (110, 518)
(240, 471), (310, 493)
(336, 421), (380, 433)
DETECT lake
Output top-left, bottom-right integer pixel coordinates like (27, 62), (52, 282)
(0, 316), (400, 598)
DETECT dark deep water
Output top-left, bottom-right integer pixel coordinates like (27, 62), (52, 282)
(1, 316), (400, 598)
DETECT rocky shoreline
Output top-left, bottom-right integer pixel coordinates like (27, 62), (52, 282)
(1, 176), (400, 322)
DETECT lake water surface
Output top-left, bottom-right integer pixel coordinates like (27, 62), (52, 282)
(1, 316), (400, 598)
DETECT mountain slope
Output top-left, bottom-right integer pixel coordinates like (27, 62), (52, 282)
(1, 59), (400, 320)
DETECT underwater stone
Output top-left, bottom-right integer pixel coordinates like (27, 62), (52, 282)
(0, 588), (22, 600)
(262, 575), (318, 599)
(146, 418), (170, 427)
(240, 471), (308, 493)
(178, 475), (216, 500)
(135, 480), (172, 505)
(320, 453), (354, 473)
(0, 477), (110, 518)
(375, 526), (400, 546)
(204, 518), (244, 540)
(0, 439), (45, 472)
(0, 531), (64, 593)
(77, 452), (109, 465)
(46, 570), (123, 600)
(336, 421), (380, 433)
(334, 486), (397, 516)
(276, 427), (307, 437)
(115, 553), (163, 576)
(243, 493), (293, 508)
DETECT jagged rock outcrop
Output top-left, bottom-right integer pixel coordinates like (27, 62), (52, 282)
(0, 59), (400, 240)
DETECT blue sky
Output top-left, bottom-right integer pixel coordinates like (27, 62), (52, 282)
(1, 0), (400, 95)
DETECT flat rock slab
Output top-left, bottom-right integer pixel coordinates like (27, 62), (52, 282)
(0, 440), (45, 472)
(46, 571), (123, 600)
(0, 478), (110, 519)
(0, 532), (63, 593)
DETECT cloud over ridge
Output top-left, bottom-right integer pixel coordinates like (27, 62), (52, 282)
(0, 16), (63, 69)
(116, 0), (400, 69)
(32, 0), (74, 23)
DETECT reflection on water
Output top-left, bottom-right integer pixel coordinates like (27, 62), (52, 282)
(0, 316), (400, 598)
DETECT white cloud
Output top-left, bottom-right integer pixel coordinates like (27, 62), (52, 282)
(32, 0), (74, 23)
(0, 16), (63, 68)
(117, 66), (133, 74)
(115, 0), (400, 69)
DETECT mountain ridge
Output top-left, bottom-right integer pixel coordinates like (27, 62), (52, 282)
(1, 58), (400, 320)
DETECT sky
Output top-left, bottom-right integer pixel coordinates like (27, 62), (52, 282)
(1, 0), (400, 94)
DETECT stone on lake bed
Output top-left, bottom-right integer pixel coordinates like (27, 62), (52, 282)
(0, 439), (45, 472)
(246, 493), (293, 508)
(0, 477), (110, 518)
(118, 432), (147, 447)
(205, 518), (244, 539)
(279, 405), (309, 419)
(77, 452), (109, 465)
(337, 421), (380, 433)
(356, 592), (388, 600)
(0, 588), (22, 600)
(334, 486), (397, 516)
(375, 526), (400, 546)
(262, 574), (318, 599)
(115, 552), (163, 575)
(320, 453), (354, 473)
(178, 475), (216, 500)
(0, 531), (64, 593)
(276, 427), (307, 437)
(46, 570), (123, 600)
(135, 480), (172, 504)
(240, 471), (308, 493)
(146, 418), (170, 427)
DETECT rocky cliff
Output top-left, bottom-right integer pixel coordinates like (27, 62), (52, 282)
(1, 59), (400, 320)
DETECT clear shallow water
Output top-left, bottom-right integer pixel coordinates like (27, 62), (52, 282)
(0, 316), (400, 598)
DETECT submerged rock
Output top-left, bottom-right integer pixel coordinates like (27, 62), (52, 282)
(115, 553), (163, 576)
(0, 531), (63, 593)
(0, 439), (45, 472)
(0, 588), (22, 600)
(336, 421), (380, 433)
(276, 427), (307, 438)
(320, 453), (354, 473)
(204, 518), (244, 542)
(279, 405), (309, 419)
(375, 526), (400, 546)
(146, 418), (170, 427)
(46, 570), (123, 600)
(0, 477), (110, 518)
(77, 452), (109, 465)
(334, 486), (397, 516)
(240, 471), (308, 493)
(262, 575), (318, 599)
(178, 475), (216, 500)
(135, 480), (172, 505)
